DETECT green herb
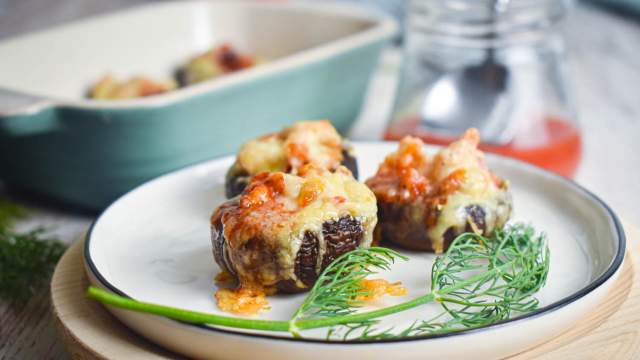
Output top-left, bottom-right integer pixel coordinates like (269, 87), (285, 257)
(87, 223), (549, 340)
(0, 199), (28, 228)
(0, 200), (67, 305)
(289, 247), (407, 336)
(326, 224), (549, 340)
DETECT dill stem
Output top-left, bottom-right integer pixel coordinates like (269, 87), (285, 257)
(297, 294), (434, 330)
(87, 259), (507, 333)
(86, 287), (291, 332)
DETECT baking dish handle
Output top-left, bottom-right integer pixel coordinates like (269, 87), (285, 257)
(0, 88), (59, 136)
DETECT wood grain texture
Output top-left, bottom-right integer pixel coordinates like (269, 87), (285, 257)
(50, 237), (182, 360)
(49, 224), (640, 360)
(508, 222), (640, 360)
(0, 197), (90, 360)
(0, 291), (69, 360)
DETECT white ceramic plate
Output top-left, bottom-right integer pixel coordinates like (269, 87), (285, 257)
(85, 142), (625, 360)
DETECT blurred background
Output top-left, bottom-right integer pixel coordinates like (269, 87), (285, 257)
(0, 4), (638, 254)
(1, 0), (639, 41)
(4, 0), (638, 216)
(1, 0), (640, 357)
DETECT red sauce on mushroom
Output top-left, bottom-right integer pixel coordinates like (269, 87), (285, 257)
(221, 172), (290, 249)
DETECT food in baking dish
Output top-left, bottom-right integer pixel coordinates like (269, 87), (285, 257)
(210, 165), (377, 313)
(89, 43), (256, 99)
(225, 120), (358, 198)
(366, 129), (512, 253)
(90, 75), (176, 99)
(175, 43), (255, 86)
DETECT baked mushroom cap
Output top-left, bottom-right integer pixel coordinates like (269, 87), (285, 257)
(212, 166), (377, 293)
(366, 129), (512, 253)
(224, 120), (359, 198)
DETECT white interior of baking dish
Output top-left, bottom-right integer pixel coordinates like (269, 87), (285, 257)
(0, 1), (386, 101)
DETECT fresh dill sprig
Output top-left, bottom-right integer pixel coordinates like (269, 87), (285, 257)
(0, 199), (28, 229)
(87, 223), (550, 340)
(325, 224), (549, 340)
(288, 247), (407, 336)
(0, 199), (67, 305)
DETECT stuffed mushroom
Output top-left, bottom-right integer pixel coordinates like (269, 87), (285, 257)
(225, 120), (358, 198)
(366, 129), (512, 253)
(211, 164), (377, 304)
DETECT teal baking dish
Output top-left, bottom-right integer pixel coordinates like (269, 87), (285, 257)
(0, 1), (396, 210)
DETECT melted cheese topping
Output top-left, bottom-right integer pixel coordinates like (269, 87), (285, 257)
(219, 166), (377, 289)
(237, 134), (287, 174)
(355, 279), (408, 302)
(215, 287), (270, 315)
(427, 129), (510, 252)
(236, 120), (345, 175)
(366, 136), (431, 202)
(366, 129), (510, 253)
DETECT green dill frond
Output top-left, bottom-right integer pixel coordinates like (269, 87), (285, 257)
(327, 223), (550, 340)
(0, 199), (67, 306)
(0, 199), (28, 229)
(290, 247), (407, 330)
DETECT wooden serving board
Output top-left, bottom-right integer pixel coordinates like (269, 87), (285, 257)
(51, 224), (640, 360)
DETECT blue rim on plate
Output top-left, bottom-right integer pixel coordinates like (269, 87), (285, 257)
(84, 147), (626, 344)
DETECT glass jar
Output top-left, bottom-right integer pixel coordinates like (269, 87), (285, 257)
(386, 0), (581, 177)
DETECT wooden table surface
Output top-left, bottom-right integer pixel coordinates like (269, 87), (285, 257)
(2, 2), (640, 359)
